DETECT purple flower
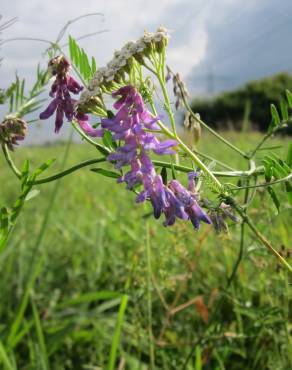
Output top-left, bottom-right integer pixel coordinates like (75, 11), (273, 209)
(40, 55), (99, 136)
(100, 85), (211, 232)
(169, 180), (211, 229)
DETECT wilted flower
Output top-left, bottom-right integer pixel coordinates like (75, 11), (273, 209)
(184, 111), (201, 144)
(208, 202), (239, 234)
(0, 117), (27, 150)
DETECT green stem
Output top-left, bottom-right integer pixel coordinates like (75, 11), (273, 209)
(193, 149), (236, 171)
(230, 173), (292, 190)
(154, 49), (177, 136)
(1, 145), (21, 179)
(227, 178), (250, 286)
(146, 217), (155, 368)
(230, 199), (292, 273)
(248, 125), (286, 159)
(31, 158), (106, 185)
(148, 98), (223, 189)
(157, 74), (177, 136)
(177, 137), (223, 190)
(71, 121), (110, 155)
(227, 223), (245, 287)
(178, 83), (249, 160)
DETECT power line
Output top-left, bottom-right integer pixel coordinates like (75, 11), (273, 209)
(214, 17), (291, 66)
(175, 0), (214, 32)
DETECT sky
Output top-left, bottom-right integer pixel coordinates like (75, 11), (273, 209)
(1, 0), (292, 143)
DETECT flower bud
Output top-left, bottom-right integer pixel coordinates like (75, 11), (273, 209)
(48, 55), (70, 76)
(0, 117), (27, 150)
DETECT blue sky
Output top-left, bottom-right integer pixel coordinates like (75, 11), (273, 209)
(1, 0), (292, 142)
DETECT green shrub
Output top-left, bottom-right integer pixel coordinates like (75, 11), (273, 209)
(191, 72), (292, 133)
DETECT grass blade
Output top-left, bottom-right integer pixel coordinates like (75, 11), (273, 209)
(31, 299), (50, 370)
(107, 294), (128, 370)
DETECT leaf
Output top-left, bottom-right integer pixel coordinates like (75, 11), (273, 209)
(285, 181), (292, 206)
(270, 104), (281, 126)
(107, 110), (115, 119)
(160, 167), (167, 185)
(0, 207), (9, 236)
(280, 100), (289, 122)
(171, 162), (176, 180)
(68, 35), (95, 81)
(287, 142), (292, 167)
(25, 189), (40, 202)
(20, 160), (30, 188)
(33, 159), (56, 177)
(102, 130), (116, 150)
(286, 89), (292, 109)
(91, 168), (120, 179)
(91, 57), (97, 74)
(267, 186), (280, 213)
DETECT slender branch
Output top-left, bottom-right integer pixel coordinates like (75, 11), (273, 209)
(147, 87), (223, 189)
(177, 82), (249, 160)
(227, 177), (250, 287)
(146, 217), (155, 368)
(229, 198), (292, 273)
(1, 144), (21, 179)
(177, 138), (223, 190)
(230, 173), (292, 190)
(248, 125), (287, 159)
(30, 158), (106, 185)
(193, 149), (236, 171)
(71, 121), (110, 155)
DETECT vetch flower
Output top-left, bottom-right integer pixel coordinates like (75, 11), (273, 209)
(99, 84), (210, 232)
(0, 117), (27, 150)
(168, 179), (211, 229)
(40, 55), (101, 137)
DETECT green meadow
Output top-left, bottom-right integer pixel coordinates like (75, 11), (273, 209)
(0, 131), (291, 369)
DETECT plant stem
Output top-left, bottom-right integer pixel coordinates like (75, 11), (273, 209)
(177, 137), (223, 190)
(227, 179), (250, 286)
(154, 49), (177, 136)
(1, 145), (21, 179)
(193, 149), (236, 171)
(31, 158), (106, 185)
(146, 218), (155, 368)
(230, 173), (292, 190)
(248, 125), (285, 159)
(230, 199), (292, 273)
(71, 121), (110, 155)
(148, 97), (223, 189)
(178, 82), (249, 160)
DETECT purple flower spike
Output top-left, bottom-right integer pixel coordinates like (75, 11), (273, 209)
(40, 55), (91, 136)
(101, 84), (210, 233)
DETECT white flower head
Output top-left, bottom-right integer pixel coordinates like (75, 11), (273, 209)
(142, 31), (154, 44)
(136, 40), (146, 52)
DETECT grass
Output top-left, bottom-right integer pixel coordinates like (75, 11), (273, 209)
(0, 131), (291, 369)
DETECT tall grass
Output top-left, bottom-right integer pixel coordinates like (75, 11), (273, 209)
(0, 132), (291, 369)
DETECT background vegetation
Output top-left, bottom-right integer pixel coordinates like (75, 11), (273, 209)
(0, 131), (291, 370)
(191, 73), (292, 133)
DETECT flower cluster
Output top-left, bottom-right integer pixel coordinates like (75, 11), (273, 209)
(0, 117), (27, 150)
(40, 55), (100, 137)
(79, 27), (170, 106)
(100, 85), (211, 229)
